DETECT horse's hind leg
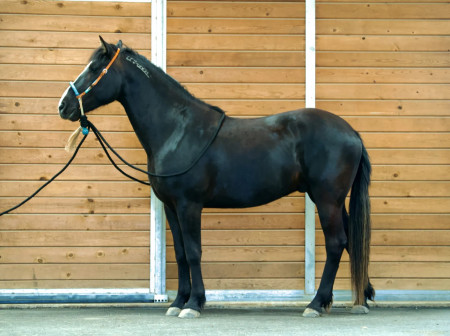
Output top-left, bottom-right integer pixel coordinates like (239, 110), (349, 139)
(165, 205), (191, 317)
(304, 200), (347, 317)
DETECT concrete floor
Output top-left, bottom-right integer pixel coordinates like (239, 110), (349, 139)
(1, 305), (449, 336)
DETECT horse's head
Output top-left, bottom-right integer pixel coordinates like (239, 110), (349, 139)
(59, 36), (123, 121)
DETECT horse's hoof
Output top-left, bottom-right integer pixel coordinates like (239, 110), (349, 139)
(178, 308), (201, 319)
(166, 307), (182, 317)
(351, 305), (369, 314)
(302, 308), (321, 318)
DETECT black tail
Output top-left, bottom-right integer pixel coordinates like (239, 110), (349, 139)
(348, 140), (374, 305)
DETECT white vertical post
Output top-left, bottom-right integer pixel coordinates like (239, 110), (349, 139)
(150, 0), (168, 302)
(304, 0), (316, 296)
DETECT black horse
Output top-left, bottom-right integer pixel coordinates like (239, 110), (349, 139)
(59, 37), (374, 318)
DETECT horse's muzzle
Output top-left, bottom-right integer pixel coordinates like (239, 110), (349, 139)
(59, 102), (79, 121)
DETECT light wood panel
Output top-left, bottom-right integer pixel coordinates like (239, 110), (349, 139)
(2, 148), (449, 166)
(0, 1), (155, 293)
(1, 0), (449, 294)
(314, 0), (450, 293)
(2, 0), (151, 16)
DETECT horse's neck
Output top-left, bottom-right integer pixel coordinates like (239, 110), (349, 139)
(119, 72), (221, 172)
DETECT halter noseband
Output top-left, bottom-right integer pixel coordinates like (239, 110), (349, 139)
(69, 47), (121, 135)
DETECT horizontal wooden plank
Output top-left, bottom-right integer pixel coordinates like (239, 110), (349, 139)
(171, 278), (450, 291)
(0, 81), (320, 100)
(0, 48), (151, 65)
(0, 181), (150, 197)
(0, 196), (304, 214)
(167, 246), (305, 263)
(0, 148), (146, 165)
(370, 181), (450, 197)
(347, 116), (450, 132)
(317, 4), (450, 19)
(0, 14), (151, 33)
(0, 264), (149, 280)
(368, 150), (450, 165)
(335, 278), (450, 291)
(317, 19), (450, 36)
(333, 262), (450, 279)
(317, 36), (450, 52)
(0, 31), (150, 49)
(0, 65), (301, 83)
(316, 230), (450, 247)
(174, 262), (450, 279)
(315, 246), (450, 263)
(1, 134), (449, 156)
(0, 261), (448, 284)
(2, 180), (448, 198)
(0, 98), (125, 116)
(168, 18), (305, 34)
(168, 230), (304, 247)
(370, 214), (450, 230)
(316, 68), (450, 84)
(0, 15), (304, 35)
(0, 214), (151, 231)
(1, 31), (304, 51)
(168, 51), (305, 67)
(0, 213), (303, 231)
(0, 231), (149, 247)
(2, 278), (447, 291)
(370, 198), (450, 214)
(168, 34), (304, 51)
(317, 0), (449, 3)
(2, 148), (448, 166)
(2, 213), (449, 231)
(1, 0), (151, 16)
(0, 229), (450, 249)
(0, 197), (150, 214)
(1, 195), (448, 215)
(317, 52), (450, 68)
(2, 81), (448, 101)
(371, 165), (450, 181)
(362, 133), (450, 149)
(316, 84), (449, 100)
(4, 65), (448, 85)
(316, 100), (450, 117)
(0, 247), (149, 264)
(171, 246), (450, 263)
(1, 164), (447, 182)
(170, 278), (304, 290)
(168, 2), (305, 18)
(0, 280), (148, 289)
(3, 98), (450, 119)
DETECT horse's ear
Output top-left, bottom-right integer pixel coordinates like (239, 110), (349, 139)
(99, 35), (109, 54)
(117, 40), (123, 49)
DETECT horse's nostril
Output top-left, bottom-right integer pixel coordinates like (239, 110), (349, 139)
(59, 102), (66, 111)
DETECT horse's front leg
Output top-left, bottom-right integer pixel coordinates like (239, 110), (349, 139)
(176, 202), (206, 319)
(165, 205), (191, 317)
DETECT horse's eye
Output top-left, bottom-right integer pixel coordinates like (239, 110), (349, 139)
(89, 63), (99, 72)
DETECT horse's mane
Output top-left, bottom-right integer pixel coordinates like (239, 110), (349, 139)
(91, 45), (224, 114)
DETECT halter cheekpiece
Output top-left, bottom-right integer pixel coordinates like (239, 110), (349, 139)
(69, 47), (121, 135)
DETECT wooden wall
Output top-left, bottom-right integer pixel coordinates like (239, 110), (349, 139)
(165, 0), (307, 290)
(315, 0), (450, 291)
(0, 0), (152, 289)
(1, 0), (449, 295)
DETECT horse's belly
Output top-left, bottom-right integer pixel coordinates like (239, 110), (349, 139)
(204, 163), (301, 209)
